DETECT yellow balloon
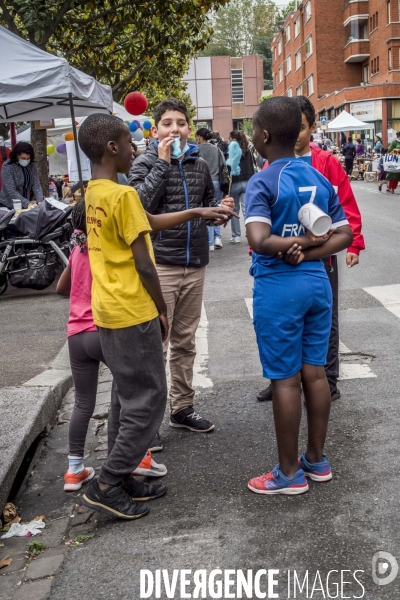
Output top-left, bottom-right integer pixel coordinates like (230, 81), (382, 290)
(47, 144), (55, 155)
(143, 129), (150, 138)
(150, 118), (155, 126)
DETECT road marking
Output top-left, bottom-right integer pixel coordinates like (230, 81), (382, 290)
(193, 303), (213, 388)
(244, 298), (376, 380)
(363, 284), (400, 319)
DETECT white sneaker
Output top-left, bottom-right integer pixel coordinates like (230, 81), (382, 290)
(214, 237), (223, 248)
(209, 245), (215, 251)
(229, 237), (241, 244)
(132, 451), (167, 477)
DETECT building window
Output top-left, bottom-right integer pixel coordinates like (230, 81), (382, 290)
(389, 48), (393, 69)
(278, 64), (284, 83)
(294, 17), (300, 38)
(278, 38), (282, 55)
(345, 17), (369, 44)
(295, 49), (302, 70)
(363, 64), (369, 83)
(305, 75), (314, 96)
(296, 84), (303, 96)
(370, 12), (379, 32)
(305, 35), (312, 58)
(304, 1), (311, 23)
(287, 87), (293, 97)
(231, 69), (244, 103)
(371, 56), (380, 75)
(285, 25), (290, 44)
(388, 1), (391, 24)
(286, 55), (292, 74)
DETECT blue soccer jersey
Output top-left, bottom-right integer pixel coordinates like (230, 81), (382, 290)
(245, 158), (348, 277)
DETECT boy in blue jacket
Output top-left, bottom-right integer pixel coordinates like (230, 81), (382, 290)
(245, 97), (353, 495)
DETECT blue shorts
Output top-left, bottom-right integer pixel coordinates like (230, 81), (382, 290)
(253, 271), (332, 380)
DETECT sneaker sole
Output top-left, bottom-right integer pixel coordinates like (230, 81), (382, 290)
(247, 482), (309, 495)
(148, 445), (163, 452)
(64, 468), (95, 492)
(81, 494), (150, 520)
(169, 421), (215, 433)
(129, 487), (168, 502)
(304, 472), (333, 482)
(132, 466), (168, 477)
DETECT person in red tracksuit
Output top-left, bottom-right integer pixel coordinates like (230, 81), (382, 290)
(257, 96), (365, 403)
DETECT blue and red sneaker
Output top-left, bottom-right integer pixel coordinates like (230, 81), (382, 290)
(248, 464), (309, 496)
(299, 453), (332, 482)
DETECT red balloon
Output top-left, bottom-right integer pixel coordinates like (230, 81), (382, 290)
(124, 92), (148, 116)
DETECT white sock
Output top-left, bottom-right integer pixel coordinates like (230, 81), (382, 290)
(68, 455), (84, 475)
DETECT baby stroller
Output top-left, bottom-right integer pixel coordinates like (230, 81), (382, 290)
(0, 199), (72, 295)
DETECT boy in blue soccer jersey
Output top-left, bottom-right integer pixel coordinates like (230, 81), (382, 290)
(245, 97), (353, 496)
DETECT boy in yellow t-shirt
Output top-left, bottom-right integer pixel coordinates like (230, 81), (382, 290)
(78, 113), (233, 520)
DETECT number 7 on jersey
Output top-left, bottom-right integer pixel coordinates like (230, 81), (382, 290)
(299, 186), (317, 203)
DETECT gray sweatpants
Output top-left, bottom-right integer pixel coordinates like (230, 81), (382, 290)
(98, 318), (167, 487)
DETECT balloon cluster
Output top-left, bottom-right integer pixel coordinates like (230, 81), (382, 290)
(124, 92), (154, 141)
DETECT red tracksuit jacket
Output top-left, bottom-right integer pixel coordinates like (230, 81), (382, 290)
(310, 147), (364, 255)
(262, 149), (365, 255)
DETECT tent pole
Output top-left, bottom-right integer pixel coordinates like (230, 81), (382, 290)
(68, 93), (84, 200)
(10, 122), (17, 148)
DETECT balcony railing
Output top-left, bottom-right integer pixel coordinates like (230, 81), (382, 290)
(344, 40), (370, 63)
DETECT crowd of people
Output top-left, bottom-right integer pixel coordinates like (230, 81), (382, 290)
(49, 90), (369, 516)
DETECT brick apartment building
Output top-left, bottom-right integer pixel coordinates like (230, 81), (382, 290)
(183, 55), (264, 139)
(271, 0), (400, 146)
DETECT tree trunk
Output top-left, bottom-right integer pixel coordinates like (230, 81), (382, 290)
(31, 125), (49, 197)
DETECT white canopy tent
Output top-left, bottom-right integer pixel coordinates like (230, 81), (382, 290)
(327, 110), (372, 132)
(0, 25), (112, 123)
(0, 24), (113, 192)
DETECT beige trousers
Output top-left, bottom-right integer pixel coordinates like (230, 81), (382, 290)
(156, 264), (206, 414)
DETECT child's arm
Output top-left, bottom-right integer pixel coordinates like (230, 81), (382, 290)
(56, 265), (71, 297)
(147, 206), (236, 232)
(128, 140), (173, 213)
(302, 225), (353, 260)
(130, 234), (168, 341)
(246, 222), (331, 256)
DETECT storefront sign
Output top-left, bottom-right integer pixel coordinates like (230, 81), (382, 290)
(350, 100), (382, 122)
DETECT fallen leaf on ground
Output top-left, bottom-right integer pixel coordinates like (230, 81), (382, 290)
(0, 555), (13, 569)
(33, 516), (46, 522)
(2, 503), (18, 524)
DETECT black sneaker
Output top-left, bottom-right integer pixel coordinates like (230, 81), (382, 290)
(122, 476), (167, 501)
(82, 479), (149, 520)
(330, 386), (341, 402)
(148, 431), (163, 452)
(170, 407), (215, 432)
(257, 384), (273, 402)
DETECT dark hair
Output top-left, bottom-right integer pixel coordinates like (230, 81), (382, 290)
(153, 98), (190, 127)
(357, 139), (362, 144)
(196, 128), (213, 141)
(230, 130), (248, 155)
(291, 95), (316, 127)
(255, 97), (302, 147)
(9, 142), (35, 163)
(78, 113), (127, 164)
(396, 131), (400, 137)
(310, 135), (314, 142)
(72, 199), (86, 233)
(348, 136), (353, 143)
(375, 135), (382, 140)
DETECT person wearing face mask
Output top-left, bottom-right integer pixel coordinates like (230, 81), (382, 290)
(0, 142), (44, 209)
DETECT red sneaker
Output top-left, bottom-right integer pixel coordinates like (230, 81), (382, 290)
(64, 467), (95, 492)
(132, 451), (167, 478)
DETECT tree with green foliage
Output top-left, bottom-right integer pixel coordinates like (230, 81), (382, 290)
(200, 0), (277, 89)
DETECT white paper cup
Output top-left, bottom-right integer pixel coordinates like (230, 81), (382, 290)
(12, 199), (22, 210)
(298, 203), (332, 236)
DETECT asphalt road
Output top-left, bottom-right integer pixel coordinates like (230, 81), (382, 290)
(4, 180), (400, 599)
(0, 276), (69, 387)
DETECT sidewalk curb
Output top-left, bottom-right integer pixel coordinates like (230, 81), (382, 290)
(0, 342), (72, 512)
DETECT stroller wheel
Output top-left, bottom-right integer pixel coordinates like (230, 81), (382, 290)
(0, 274), (8, 295)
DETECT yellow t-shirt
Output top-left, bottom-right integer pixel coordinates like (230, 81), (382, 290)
(85, 179), (159, 329)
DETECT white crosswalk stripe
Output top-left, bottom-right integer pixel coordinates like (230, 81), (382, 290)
(244, 298), (376, 380)
(363, 284), (400, 319)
